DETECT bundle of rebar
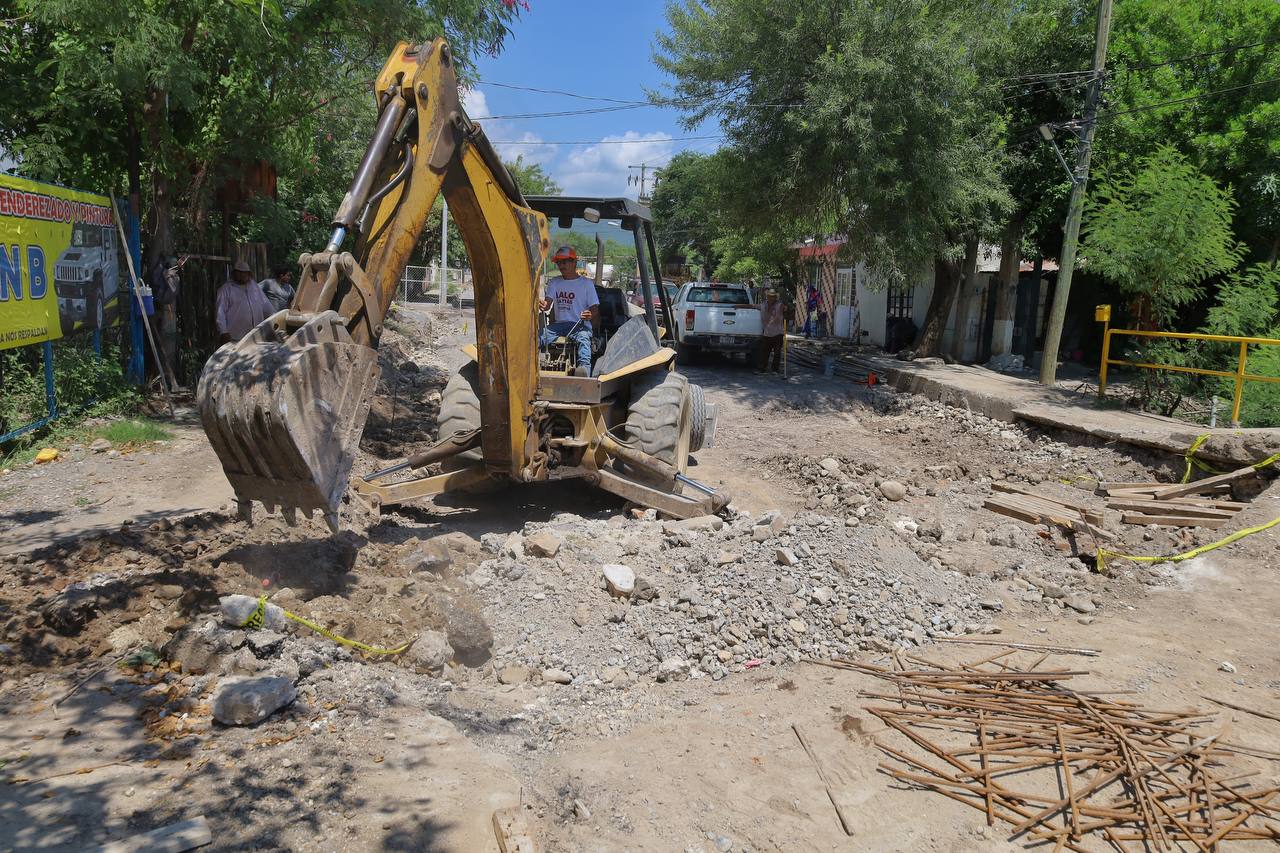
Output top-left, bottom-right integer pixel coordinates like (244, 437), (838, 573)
(815, 651), (1280, 851)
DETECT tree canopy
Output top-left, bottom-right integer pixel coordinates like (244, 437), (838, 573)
(2, 0), (526, 266)
(1084, 146), (1242, 327)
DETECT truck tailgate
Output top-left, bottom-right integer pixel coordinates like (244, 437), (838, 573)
(693, 305), (762, 336)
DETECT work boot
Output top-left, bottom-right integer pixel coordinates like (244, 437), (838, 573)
(572, 366), (590, 378)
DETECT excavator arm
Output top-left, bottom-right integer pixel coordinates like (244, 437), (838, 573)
(197, 39), (548, 531)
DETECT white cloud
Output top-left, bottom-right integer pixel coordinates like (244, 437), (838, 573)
(460, 87), (489, 118)
(557, 132), (676, 197)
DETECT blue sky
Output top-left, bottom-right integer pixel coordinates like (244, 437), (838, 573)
(463, 0), (722, 197)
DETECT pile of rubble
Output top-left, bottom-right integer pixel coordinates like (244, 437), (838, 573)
(459, 493), (1001, 692)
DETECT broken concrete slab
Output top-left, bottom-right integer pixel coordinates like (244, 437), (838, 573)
(211, 676), (296, 726)
(853, 353), (1280, 469)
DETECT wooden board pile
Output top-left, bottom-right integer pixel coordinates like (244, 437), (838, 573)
(821, 651), (1280, 850)
(983, 483), (1114, 542)
(1101, 466), (1258, 530)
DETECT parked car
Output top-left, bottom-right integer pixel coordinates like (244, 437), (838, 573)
(672, 282), (762, 364)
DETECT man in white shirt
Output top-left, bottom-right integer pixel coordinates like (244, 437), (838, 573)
(538, 245), (599, 373)
(215, 261), (273, 343)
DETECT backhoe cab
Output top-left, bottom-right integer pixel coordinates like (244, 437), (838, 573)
(196, 38), (725, 532)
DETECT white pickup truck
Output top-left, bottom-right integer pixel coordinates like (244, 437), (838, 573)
(672, 282), (762, 364)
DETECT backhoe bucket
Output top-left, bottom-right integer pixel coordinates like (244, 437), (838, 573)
(197, 310), (380, 531)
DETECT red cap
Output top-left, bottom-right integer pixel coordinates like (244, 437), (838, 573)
(552, 245), (577, 262)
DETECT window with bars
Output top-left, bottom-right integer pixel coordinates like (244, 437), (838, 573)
(835, 267), (853, 306)
(887, 284), (913, 320)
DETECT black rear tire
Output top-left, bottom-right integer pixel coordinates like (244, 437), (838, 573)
(625, 370), (692, 474)
(437, 363), (483, 470)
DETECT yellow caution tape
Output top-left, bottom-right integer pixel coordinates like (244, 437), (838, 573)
(1180, 433), (1280, 483)
(1096, 514), (1280, 573)
(1097, 437), (1280, 573)
(240, 595), (415, 656)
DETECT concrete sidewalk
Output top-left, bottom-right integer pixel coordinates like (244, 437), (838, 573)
(854, 352), (1280, 469)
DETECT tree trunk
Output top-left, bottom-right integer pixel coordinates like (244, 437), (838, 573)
(991, 218), (1023, 357)
(916, 252), (965, 358)
(142, 85), (172, 271)
(1269, 230), (1278, 270)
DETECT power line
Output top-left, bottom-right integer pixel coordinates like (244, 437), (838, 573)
(1094, 76), (1280, 122)
(490, 135), (723, 146)
(474, 103), (649, 120)
(1118, 36), (1280, 73)
(478, 80), (648, 105)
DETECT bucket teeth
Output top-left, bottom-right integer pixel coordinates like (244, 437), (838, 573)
(281, 507), (298, 527)
(324, 512), (341, 534)
(197, 310), (380, 529)
(236, 498), (254, 525)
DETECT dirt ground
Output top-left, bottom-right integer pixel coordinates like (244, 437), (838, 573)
(1, 305), (1278, 853)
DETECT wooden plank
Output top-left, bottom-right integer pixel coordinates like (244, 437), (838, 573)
(1151, 467), (1257, 500)
(1162, 496), (1249, 510)
(1099, 481), (1166, 491)
(991, 492), (1105, 528)
(984, 496), (1115, 542)
(993, 483), (1104, 525)
(97, 817), (211, 853)
(1120, 512), (1227, 529)
(492, 807), (539, 853)
(1105, 499), (1237, 519)
(1104, 484), (1231, 498)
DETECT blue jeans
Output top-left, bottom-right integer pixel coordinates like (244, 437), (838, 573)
(540, 320), (592, 367)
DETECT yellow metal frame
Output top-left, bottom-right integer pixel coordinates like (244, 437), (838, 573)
(1096, 307), (1280, 425)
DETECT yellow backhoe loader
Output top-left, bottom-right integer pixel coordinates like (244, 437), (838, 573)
(197, 38), (727, 532)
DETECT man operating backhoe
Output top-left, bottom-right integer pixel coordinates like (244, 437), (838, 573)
(538, 245), (598, 374)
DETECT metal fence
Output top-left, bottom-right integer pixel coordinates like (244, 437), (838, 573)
(1096, 304), (1280, 427)
(399, 265), (468, 305)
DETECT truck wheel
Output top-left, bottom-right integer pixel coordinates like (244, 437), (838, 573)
(437, 362), (484, 470)
(675, 340), (699, 365)
(688, 382), (707, 452)
(90, 276), (104, 329)
(625, 370), (692, 475)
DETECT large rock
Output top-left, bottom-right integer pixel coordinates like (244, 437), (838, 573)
(879, 480), (908, 501)
(41, 574), (131, 635)
(211, 676), (297, 726)
(661, 515), (723, 535)
(220, 595), (287, 631)
(445, 610), (493, 667)
(775, 548), (799, 567)
(399, 539), (452, 574)
(656, 657), (691, 683)
(603, 564), (636, 597)
(523, 530), (562, 558)
(162, 624), (222, 675)
(406, 630), (452, 673)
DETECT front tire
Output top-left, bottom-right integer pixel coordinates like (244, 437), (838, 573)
(625, 370), (692, 475)
(688, 382), (707, 452)
(437, 363), (483, 470)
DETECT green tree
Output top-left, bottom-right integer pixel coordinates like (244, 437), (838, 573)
(1084, 146), (1242, 327)
(656, 0), (1012, 355)
(650, 150), (724, 276)
(1101, 0), (1280, 263)
(506, 154), (561, 197)
(2, 0), (526, 271)
(1200, 264), (1280, 427)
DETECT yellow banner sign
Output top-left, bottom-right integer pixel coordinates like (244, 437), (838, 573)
(0, 175), (120, 351)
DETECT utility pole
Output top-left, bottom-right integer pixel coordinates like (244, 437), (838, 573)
(438, 197), (448, 307)
(627, 164), (662, 203)
(1038, 0), (1112, 387)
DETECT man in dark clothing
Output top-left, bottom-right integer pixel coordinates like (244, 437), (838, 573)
(150, 255), (185, 389)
